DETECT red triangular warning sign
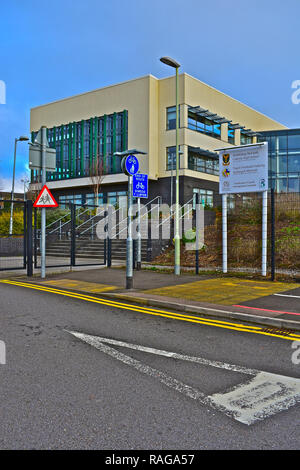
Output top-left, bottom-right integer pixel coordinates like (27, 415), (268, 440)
(33, 185), (58, 208)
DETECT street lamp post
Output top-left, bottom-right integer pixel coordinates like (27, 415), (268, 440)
(9, 136), (29, 235)
(160, 56), (181, 275)
(21, 177), (29, 201)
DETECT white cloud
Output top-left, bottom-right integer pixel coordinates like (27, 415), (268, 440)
(0, 173), (30, 193)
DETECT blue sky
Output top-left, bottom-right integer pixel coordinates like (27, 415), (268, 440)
(0, 0), (299, 191)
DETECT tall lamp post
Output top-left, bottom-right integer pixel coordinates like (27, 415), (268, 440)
(9, 136), (29, 235)
(160, 56), (181, 275)
(21, 177), (30, 201)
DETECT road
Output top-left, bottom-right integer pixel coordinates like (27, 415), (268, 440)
(0, 280), (299, 450)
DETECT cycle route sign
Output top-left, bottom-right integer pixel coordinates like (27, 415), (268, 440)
(133, 173), (148, 198)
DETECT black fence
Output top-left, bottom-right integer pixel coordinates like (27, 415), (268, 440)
(0, 199), (27, 271)
(33, 202), (107, 269)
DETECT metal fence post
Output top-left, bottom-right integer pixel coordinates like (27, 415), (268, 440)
(147, 206), (152, 262)
(104, 237), (107, 265)
(262, 190), (268, 277)
(23, 202), (27, 269)
(133, 239), (136, 270)
(70, 203), (76, 267)
(107, 236), (112, 267)
(271, 188), (275, 281)
(26, 200), (33, 277)
(195, 193), (199, 275)
(222, 194), (228, 273)
(34, 207), (37, 269)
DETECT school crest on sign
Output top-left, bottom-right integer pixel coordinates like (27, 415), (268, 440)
(222, 153), (230, 166)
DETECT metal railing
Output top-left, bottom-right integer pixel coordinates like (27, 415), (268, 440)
(77, 207), (107, 237)
(110, 196), (161, 240)
(156, 196), (194, 229)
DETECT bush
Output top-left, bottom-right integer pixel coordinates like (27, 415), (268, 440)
(0, 210), (24, 235)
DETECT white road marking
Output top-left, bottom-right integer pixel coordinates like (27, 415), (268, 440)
(69, 332), (258, 376)
(274, 293), (300, 299)
(209, 372), (300, 425)
(67, 331), (300, 425)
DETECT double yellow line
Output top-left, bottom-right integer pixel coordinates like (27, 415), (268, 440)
(1, 279), (300, 342)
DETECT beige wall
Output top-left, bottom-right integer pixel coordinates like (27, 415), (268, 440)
(30, 75), (156, 180)
(157, 73), (286, 180)
(183, 73), (287, 132)
(30, 72), (287, 189)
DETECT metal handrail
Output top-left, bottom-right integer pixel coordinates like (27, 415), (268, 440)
(76, 207), (106, 231)
(45, 204), (87, 232)
(110, 196), (161, 239)
(45, 209), (71, 229)
(77, 208), (107, 235)
(47, 217), (72, 235)
(157, 197), (194, 228)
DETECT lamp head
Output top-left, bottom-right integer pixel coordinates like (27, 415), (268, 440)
(160, 56), (180, 69)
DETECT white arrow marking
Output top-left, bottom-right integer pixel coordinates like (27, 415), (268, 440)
(67, 331), (300, 425)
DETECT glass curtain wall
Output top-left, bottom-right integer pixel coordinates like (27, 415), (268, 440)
(31, 110), (128, 183)
(259, 130), (300, 192)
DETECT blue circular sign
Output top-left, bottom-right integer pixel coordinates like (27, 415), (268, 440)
(124, 155), (139, 176)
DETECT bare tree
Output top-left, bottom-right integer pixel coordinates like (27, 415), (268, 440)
(89, 154), (104, 206)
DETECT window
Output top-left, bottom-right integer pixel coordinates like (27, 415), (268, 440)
(228, 125), (235, 144)
(188, 109), (221, 139)
(59, 194), (82, 208)
(188, 152), (219, 175)
(167, 106), (180, 130)
(288, 134), (300, 149)
(166, 146), (182, 170)
(41, 110), (128, 183)
(240, 132), (252, 145)
(108, 191), (127, 208)
(288, 155), (300, 173)
(193, 188), (214, 208)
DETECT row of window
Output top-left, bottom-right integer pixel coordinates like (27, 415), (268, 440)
(269, 154), (300, 174)
(192, 188), (214, 208)
(166, 147), (219, 176)
(259, 133), (300, 151)
(32, 111), (128, 182)
(59, 191), (128, 209)
(167, 106), (254, 144)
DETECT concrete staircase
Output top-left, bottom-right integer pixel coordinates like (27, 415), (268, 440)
(44, 207), (160, 261)
(45, 237), (149, 261)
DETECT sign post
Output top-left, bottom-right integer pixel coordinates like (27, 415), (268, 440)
(115, 149), (147, 289)
(217, 142), (268, 276)
(29, 126), (57, 279)
(133, 173), (148, 270)
(122, 154), (140, 289)
(33, 184), (58, 278)
(41, 126), (47, 279)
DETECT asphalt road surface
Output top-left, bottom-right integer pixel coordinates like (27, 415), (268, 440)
(0, 281), (299, 450)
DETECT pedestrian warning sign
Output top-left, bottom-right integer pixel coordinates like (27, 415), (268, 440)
(33, 185), (58, 208)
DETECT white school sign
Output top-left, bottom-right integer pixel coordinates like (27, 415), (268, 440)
(219, 143), (268, 194)
(216, 142), (269, 276)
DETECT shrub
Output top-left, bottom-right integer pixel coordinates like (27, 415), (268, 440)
(0, 210), (24, 235)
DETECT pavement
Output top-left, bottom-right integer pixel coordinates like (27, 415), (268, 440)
(6, 265), (300, 332)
